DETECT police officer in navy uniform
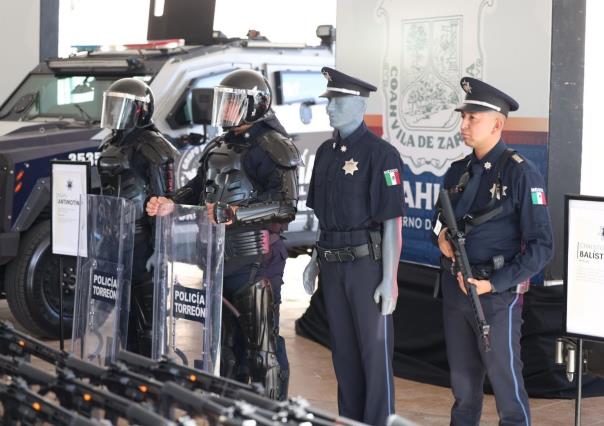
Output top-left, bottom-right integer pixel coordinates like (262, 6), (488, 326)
(98, 78), (178, 356)
(147, 69), (298, 400)
(303, 67), (404, 426)
(433, 77), (554, 425)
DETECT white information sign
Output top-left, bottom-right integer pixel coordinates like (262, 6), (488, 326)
(51, 161), (89, 256)
(565, 195), (604, 340)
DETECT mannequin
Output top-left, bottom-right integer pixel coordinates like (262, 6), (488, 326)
(303, 67), (405, 426)
(303, 96), (401, 315)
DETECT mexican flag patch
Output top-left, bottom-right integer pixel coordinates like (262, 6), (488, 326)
(383, 169), (401, 186)
(531, 187), (547, 205)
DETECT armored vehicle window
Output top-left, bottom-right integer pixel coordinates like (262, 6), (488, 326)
(0, 75), (151, 123)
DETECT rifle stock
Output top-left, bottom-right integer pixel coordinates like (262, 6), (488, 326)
(438, 189), (491, 351)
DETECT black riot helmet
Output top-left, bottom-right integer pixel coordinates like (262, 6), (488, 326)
(211, 69), (272, 128)
(101, 78), (154, 130)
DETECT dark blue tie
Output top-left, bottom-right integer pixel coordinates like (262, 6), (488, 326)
(454, 163), (484, 219)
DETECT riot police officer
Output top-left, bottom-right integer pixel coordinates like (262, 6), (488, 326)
(98, 78), (178, 356)
(433, 77), (554, 425)
(146, 69), (299, 400)
(303, 67), (405, 426)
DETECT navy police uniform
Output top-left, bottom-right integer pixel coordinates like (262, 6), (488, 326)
(307, 67), (405, 426)
(433, 77), (554, 425)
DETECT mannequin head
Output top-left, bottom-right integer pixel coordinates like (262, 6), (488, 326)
(326, 95), (367, 138)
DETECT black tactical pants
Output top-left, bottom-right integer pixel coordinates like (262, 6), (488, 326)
(442, 272), (530, 426)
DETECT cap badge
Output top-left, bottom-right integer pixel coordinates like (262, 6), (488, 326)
(462, 80), (472, 94)
(322, 70), (333, 82)
(342, 158), (359, 176)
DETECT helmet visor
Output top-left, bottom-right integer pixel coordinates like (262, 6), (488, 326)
(100, 92), (142, 130)
(211, 87), (248, 128)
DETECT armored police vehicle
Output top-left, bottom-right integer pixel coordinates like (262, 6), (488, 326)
(0, 33), (333, 338)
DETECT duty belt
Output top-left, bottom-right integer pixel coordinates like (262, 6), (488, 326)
(316, 243), (371, 263)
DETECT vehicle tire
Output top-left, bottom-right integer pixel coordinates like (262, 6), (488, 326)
(4, 220), (74, 338)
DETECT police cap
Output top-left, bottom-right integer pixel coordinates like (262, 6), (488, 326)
(454, 77), (519, 116)
(319, 67), (377, 98)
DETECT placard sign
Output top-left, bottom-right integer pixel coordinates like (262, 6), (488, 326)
(51, 161), (89, 256)
(565, 195), (604, 340)
(172, 284), (207, 324)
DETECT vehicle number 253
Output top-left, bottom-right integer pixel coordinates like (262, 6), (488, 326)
(68, 151), (101, 166)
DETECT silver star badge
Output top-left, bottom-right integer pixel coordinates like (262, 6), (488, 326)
(342, 158), (359, 176)
(484, 162), (492, 171)
(340, 145), (347, 152)
(489, 183), (508, 200)
(462, 79), (472, 93)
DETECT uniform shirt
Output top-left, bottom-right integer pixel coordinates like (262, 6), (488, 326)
(441, 140), (554, 292)
(307, 122), (405, 231)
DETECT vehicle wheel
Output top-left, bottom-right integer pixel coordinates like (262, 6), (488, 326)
(4, 220), (75, 338)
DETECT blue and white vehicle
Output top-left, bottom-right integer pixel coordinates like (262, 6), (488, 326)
(0, 34), (333, 337)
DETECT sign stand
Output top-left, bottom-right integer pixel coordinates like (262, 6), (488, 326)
(51, 161), (90, 350)
(564, 194), (604, 426)
(575, 338), (583, 426)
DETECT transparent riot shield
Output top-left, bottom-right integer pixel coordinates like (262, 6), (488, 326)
(71, 194), (135, 366)
(152, 204), (225, 375)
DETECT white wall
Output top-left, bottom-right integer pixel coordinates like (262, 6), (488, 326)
(0, 1), (40, 105)
(581, 0), (604, 196)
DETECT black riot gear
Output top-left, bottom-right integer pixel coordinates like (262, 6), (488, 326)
(169, 114), (299, 400)
(212, 69), (272, 128)
(98, 112), (177, 356)
(101, 78), (154, 130)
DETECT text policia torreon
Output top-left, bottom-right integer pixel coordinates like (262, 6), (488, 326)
(91, 270), (118, 305)
(172, 285), (206, 324)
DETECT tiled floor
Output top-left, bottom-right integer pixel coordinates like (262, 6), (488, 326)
(1, 254), (603, 425)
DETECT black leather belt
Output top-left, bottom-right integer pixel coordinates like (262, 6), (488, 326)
(316, 243), (371, 263)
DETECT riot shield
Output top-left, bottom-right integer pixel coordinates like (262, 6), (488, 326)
(151, 204), (225, 375)
(71, 194), (135, 366)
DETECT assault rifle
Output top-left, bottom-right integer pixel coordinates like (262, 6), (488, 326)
(438, 189), (491, 351)
(0, 354), (174, 426)
(0, 378), (100, 426)
(118, 350), (368, 426)
(0, 321), (261, 425)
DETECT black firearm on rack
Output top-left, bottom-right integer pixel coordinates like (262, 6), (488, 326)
(118, 350), (368, 426)
(0, 321), (259, 425)
(0, 354), (173, 426)
(0, 378), (101, 426)
(437, 189), (491, 351)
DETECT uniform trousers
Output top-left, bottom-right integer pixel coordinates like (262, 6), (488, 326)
(441, 272), (530, 426)
(319, 233), (395, 426)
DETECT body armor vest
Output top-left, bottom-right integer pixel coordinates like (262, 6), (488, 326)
(203, 140), (256, 205)
(98, 141), (150, 224)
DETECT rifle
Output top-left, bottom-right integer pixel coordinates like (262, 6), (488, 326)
(119, 350), (368, 426)
(117, 349), (259, 397)
(0, 321), (261, 425)
(0, 354), (174, 426)
(0, 378), (100, 426)
(438, 189), (491, 351)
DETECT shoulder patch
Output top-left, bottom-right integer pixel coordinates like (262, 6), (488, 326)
(259, 130), (301, 168)
(511, 153), (524, 164)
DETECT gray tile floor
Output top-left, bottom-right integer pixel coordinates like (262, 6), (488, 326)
(1, 255), (602, 425)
